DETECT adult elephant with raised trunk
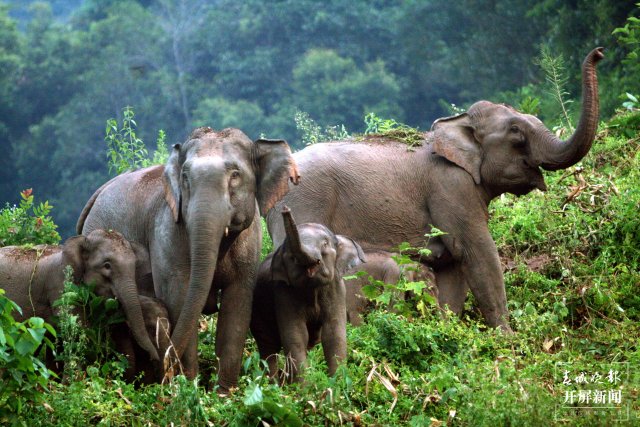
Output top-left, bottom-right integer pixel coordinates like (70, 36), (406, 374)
(268, 48), (604, 332)
(77, 127), (299, 392)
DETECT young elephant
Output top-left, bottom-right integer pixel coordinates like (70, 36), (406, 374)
(113, 295), (172, 384)
(0, 229), (159, 362)
(344, 251), (437, 326)
(250, 207), (365, 382)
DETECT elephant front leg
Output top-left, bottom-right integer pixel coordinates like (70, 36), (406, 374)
(320, 286), (348, 376)
(215, 282), (254, 393)
(320, 315), (347, 376)
(275, 293), (310, 383)
(281, 333), (309, 383)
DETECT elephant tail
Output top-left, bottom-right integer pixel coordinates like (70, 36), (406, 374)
(76, 174), (124, 234)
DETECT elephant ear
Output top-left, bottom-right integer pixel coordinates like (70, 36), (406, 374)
(431, 113), (482, 185)
(253, 138), (300, 216)
(62, 235), (89, 283)
(335, 235), (367, 276)
(163, 143), (183, 223)
(268, 246), (289, 283)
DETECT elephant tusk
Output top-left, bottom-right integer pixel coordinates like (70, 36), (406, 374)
(225, 227), (229, 237)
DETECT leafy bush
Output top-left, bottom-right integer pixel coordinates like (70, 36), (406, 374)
(363, 112), (424, 149)
(53, 266), (126, 379)
(105, 106), (169, 175)
(0, 189), (60, 247)
(0, 289), (56, 422)
(294, 110), (349, 145)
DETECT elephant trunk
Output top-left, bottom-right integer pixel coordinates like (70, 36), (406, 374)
(113, 277), (160, 361)
(170, 198), (226, 358)
(282, 206), (317, 266)
(532, 47), (604, 170)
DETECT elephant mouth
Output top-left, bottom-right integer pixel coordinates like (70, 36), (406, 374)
(306, 260), (322, 278)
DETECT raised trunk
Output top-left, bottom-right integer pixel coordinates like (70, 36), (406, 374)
(533, 47), (604, 170)
(169, 204), (225, 358)
(114, 278), (160, 361)
(282, 206), (316, 265)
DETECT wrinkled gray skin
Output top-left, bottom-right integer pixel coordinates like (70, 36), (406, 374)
(77, 127), (298, 391)
(113, 295), (171, 384)
(345, 251), (436, 326)
(251, 207), (365, 382)
(269, 48), (604, 332)
(0, 229), (158, 361)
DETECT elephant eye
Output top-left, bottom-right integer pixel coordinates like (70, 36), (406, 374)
(510, 125), (520, 133)
(102, 261), (112, 272)
(230, 170), (241, 180)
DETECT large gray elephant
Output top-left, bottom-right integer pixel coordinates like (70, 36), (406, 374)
(0, 229), (158, 361)
(269, 48), (604, 332)
(251, 207), (365, 382)
(76, 127), (299, 391)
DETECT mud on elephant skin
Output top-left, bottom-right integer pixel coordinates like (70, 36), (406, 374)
(0, 229), (159, 361)
(345, 251), (437, 326)
(113, 295), (172, 384)
(251, 207), (365, 383)
(269, 48), (604, 332)
(77, 127), (299, 392)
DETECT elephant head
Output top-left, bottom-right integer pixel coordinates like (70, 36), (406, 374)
(271, 206), (366, 287)
(62, 229), (159, 361)
(163, 127), (299, 357)
(431, 47), (604, 198)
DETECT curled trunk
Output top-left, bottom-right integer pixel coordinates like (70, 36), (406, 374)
(532, 47), (604, 170)
(282, 206), (316, 265)
(114, 278), (160, 361)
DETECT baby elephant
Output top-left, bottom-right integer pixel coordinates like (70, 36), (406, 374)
(113, 295), (172, 384)
(251, 207), (365, 382)
(345, 251), (437, 326)
(0, 229), (159, 362)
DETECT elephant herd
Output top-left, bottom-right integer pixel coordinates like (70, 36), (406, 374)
(0, 48), (603, 392)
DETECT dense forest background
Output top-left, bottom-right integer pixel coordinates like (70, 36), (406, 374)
(0, 0), (638, 236)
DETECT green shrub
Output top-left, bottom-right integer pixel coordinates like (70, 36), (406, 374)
(105, 106), (169, 175)
(0, 289), (56, 422)
(53, 266), (126, 379)
(0, 189), (60, 247)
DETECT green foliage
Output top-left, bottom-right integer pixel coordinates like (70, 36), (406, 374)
(53, 266), (125, 379)
(106, 106), (169, 175)
(352, 227), (445, 318)
(622, 92), (640, 111)
(613, 4), (640, 67)
(105, 106), (151, 175)
(291, 48), (404, 136)
(0, 189), (60, 247)
(535, 45), (574, 131)
(294, 110), (349, 145)
(151, 129), (169, 165)
(363, 112), (424, 149)
(0, 289), (56, 421)
(260, 218), (273, 261)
